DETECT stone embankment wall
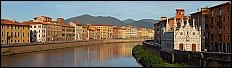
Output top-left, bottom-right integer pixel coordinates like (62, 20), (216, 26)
(201, 52), (231, 67)
(1, 39), (144, 56)
(142, 40), (231, 67)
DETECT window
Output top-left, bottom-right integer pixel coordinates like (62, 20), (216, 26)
(18, 26), (19, 29)
(180, 32), (183, 35)
(23, 40), (24, 42)
(23, 27), (24, 29)
(219, 9), (222, 16)
(15, 32), (16, 37)
(7, 32), (9, 37)
(39, 35), (40, 37)
(15, 40), (16, 42)
(228, 16), (230, 22)
(15, 26), (16, 29)
(34, 26), (36, 28)
(211, 10), (214, 17)
(7, 25), (9, 29)
(224, 35), (225, 40)
(224, 17), (225, 22)
(193, 32), (195, 35)
(18, 40), (19, 42)
(38, 25), (41, 28)
(228, 6), (230, 12)
(39, 30), (40, 33)
(228, 35), (230, 40)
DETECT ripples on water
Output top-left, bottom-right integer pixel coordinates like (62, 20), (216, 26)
(1, 42), (142, 67)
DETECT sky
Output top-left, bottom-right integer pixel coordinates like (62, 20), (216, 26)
(1, 1), (227, 22)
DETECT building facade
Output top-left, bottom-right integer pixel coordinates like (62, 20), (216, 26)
(90, 24), (113, 39)
(155, 9), (202, 52)
(173, 18), (201, 52)
(1, 19), (30, 44)
(24, 22), (47, 42)
(190, 7), (210, 51)
(69, 22), (83, 41)
(113, 26), (122, 39)
(62, 24), (75, 42)
(208, 2), (231, 53)
(121, 26), (137, 39)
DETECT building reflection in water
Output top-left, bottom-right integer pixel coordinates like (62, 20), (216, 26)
(1, 42), (142, 67)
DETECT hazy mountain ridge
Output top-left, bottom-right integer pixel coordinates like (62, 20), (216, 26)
(64, 14), (159, 28)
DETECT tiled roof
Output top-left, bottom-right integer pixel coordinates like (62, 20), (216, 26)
(1, 19), (30, 26)
(91, 24), (112, 26)
(209, 1), (231, 9)
(113, 27), (122, 29)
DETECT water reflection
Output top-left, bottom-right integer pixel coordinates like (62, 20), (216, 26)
(1, 42), (142, 67)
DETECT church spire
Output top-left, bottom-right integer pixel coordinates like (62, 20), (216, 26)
(181, 17), (184, 27)
(193, 19), (196, 28)
(166, 18), (170, 31)
(174, 17), (177, 30)
(186, 16), (190, 26)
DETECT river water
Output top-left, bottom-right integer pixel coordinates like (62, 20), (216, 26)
(1, 42), (142, 67)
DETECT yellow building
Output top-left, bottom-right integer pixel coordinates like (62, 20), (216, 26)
(121, 28), (130, 39)
(1, 19), (30, 44)
(62, 24), (75, 42)
(137, 28), (154, 39)
(90, 24), (113, 39)
(81, 25), (99, 40)
(82, 25), (89, 40)
(147, 29), (154, 39)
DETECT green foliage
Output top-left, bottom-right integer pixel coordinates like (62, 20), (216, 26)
(132, 45), (190, 67)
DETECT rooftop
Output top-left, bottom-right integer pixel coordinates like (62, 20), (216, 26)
(1, 19), (30, 26)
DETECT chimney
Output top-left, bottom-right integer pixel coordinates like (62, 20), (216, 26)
(12, 19), (16, 22)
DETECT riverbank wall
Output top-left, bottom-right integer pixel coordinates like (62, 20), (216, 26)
(1, 39), (144, 56)
(142, 40), (231, 67)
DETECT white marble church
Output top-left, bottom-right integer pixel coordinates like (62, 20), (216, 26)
(160, 16), (201, 52)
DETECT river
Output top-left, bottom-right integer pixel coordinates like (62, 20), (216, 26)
(1, 42), (142, 67)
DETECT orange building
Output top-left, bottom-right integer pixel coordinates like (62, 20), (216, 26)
(113, 26), (122, 39)
(209, 2), (231, 53)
